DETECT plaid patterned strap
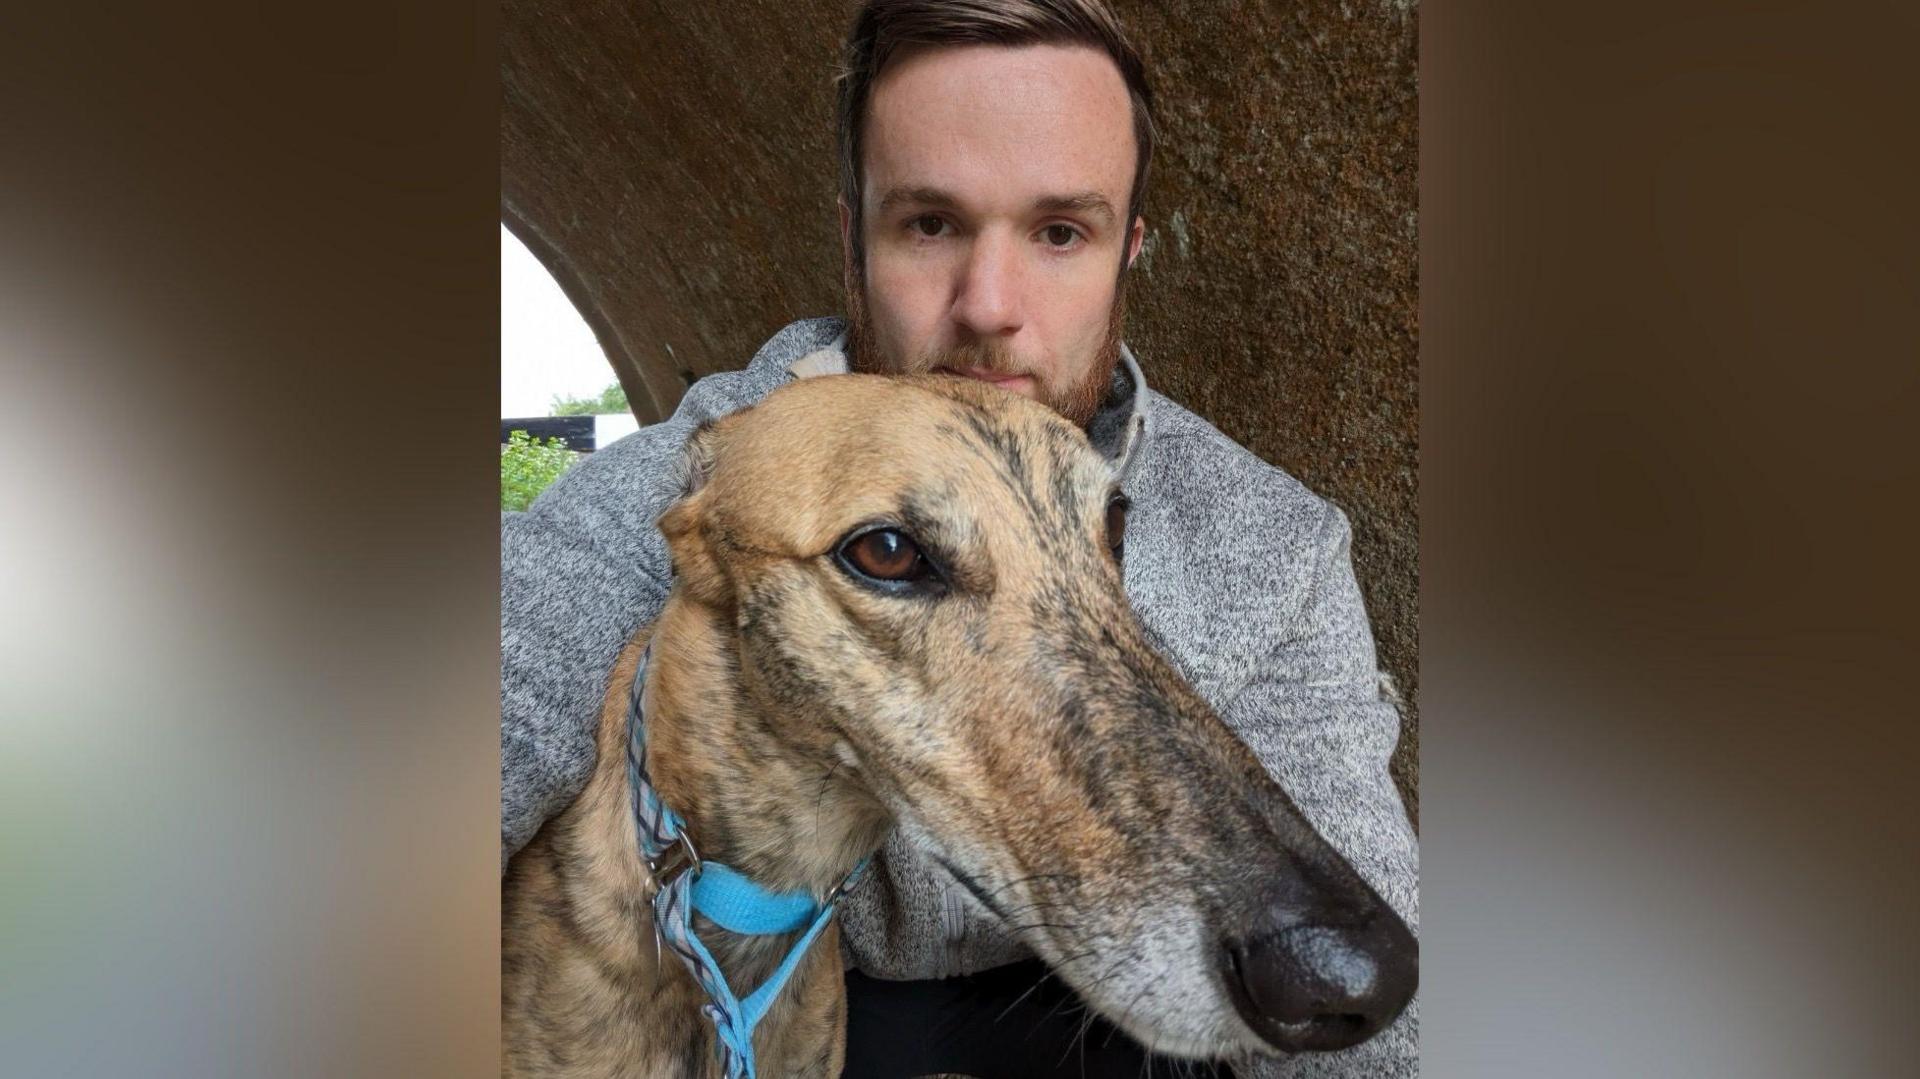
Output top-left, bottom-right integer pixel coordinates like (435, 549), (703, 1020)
(625, 645), (866, 1079)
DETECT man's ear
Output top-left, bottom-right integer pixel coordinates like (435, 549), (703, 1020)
(1125, 215), (1146, 269)
(656, 420), (730, 606)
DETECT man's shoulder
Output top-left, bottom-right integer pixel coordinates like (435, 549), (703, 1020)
(737, 316), (848, 382)
(663, 316), (850, 417)
(1133, 387), (1340, 544)
(1120, 388), (1358, 696)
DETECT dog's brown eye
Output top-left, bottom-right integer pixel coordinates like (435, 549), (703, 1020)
(841, 529), (930, 582)
(1105, 496), (1129, 562)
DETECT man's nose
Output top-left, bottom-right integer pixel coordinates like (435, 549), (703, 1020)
(951, 229), (1024, 339)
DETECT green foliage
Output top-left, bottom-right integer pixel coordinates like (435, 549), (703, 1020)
(550, 383), (629, 416)
(501, 429), (579, 511)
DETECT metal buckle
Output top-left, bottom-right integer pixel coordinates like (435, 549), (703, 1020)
(647, 831), (702, 889)
(825, 864), (861, 906)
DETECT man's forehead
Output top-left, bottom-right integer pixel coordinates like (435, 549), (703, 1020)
(863, 42), (1135, 211)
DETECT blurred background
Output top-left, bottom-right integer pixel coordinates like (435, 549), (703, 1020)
(3, 1), (1916, 1076)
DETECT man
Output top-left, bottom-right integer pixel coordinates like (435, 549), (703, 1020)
(501, 1), (1417, 1075)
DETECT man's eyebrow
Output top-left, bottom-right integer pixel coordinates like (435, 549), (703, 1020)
(874, 186), (1118, 226)
(1033, 192), (1117, 225)
(876, 186), (959, 215)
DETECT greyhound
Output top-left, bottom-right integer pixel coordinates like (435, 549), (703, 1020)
(501, 373), (1416, 1077)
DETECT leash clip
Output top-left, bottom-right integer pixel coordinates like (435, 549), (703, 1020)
(824, 859), (866, 907)
(647, 830), (702, 889)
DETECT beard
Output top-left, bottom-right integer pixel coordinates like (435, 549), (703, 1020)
(845, 267), (1127, 429)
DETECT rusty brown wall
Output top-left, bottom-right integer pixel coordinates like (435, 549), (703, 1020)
(501, 0), (1419, 818)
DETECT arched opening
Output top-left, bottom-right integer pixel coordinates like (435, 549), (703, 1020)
(500, 222), (640, 449)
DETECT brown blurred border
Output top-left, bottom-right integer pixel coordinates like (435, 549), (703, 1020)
(1422, 2), (1919, 1076)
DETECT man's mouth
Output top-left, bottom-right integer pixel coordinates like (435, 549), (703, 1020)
(932, 365), (1036, 393)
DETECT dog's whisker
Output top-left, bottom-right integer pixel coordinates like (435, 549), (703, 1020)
(1057, 1005), (1099, 1071)
(812, 757), (845, 825)
(991, 898), (1071, 919)
(998, 921), (1080, 934)
(993, 968), (1059, 1026)
(986, 872), (1075, 899)
(1107, 978), (1156, 1051)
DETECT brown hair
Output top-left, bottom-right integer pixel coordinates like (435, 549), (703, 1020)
(835, 0), (1155, 275)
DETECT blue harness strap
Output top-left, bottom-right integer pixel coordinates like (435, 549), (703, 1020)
(691, 863), (824, 935)
(625, 645), (867, 1079)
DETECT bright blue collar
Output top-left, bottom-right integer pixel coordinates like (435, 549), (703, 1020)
(624, 645), (866, 1079)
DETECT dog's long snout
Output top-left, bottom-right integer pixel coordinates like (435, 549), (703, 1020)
(1219, 906), (1417, 1053)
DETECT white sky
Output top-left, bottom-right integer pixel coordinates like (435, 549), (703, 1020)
(500, 224), (622, 418)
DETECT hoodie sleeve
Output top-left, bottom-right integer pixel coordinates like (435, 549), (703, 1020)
(835, 825), (1033, 980)
(1225, 504), (1419, 1079)
(500, 364), (771, 871)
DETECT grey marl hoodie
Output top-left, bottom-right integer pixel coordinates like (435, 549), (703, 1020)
(501, 317), (1418, 1077)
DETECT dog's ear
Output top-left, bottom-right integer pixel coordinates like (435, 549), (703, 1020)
(671, 417), (722, 498)
(657, 419), (730, 606)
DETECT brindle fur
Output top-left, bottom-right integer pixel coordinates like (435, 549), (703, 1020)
(504, 374), (1394, 1075)
(502, 628), (865, 1079)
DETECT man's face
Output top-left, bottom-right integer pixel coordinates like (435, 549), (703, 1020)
(845, 43), (1145, 427)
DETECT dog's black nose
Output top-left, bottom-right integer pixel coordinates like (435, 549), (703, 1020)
(1219, 913), (1417, 1053)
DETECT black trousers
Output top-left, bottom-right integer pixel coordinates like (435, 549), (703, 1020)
(841, 959), (1236, 1079)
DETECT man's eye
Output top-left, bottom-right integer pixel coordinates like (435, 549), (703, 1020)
(911, 215), (947, 238)
(1042, 224), (1081, 248)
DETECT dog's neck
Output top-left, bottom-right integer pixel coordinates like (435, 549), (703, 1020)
(638, 595), (892, 898)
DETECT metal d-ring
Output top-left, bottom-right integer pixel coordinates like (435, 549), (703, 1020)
(824, 862), (863, 906)
(647, 831), (702, 889)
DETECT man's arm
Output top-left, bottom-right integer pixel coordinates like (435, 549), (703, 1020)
(1226, 503), (1418, 1078)
(836, 821), (1033, 979)
(500, 366), (770, 870)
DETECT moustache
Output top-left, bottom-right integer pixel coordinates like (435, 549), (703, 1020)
(914, 341), (1028, 379)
